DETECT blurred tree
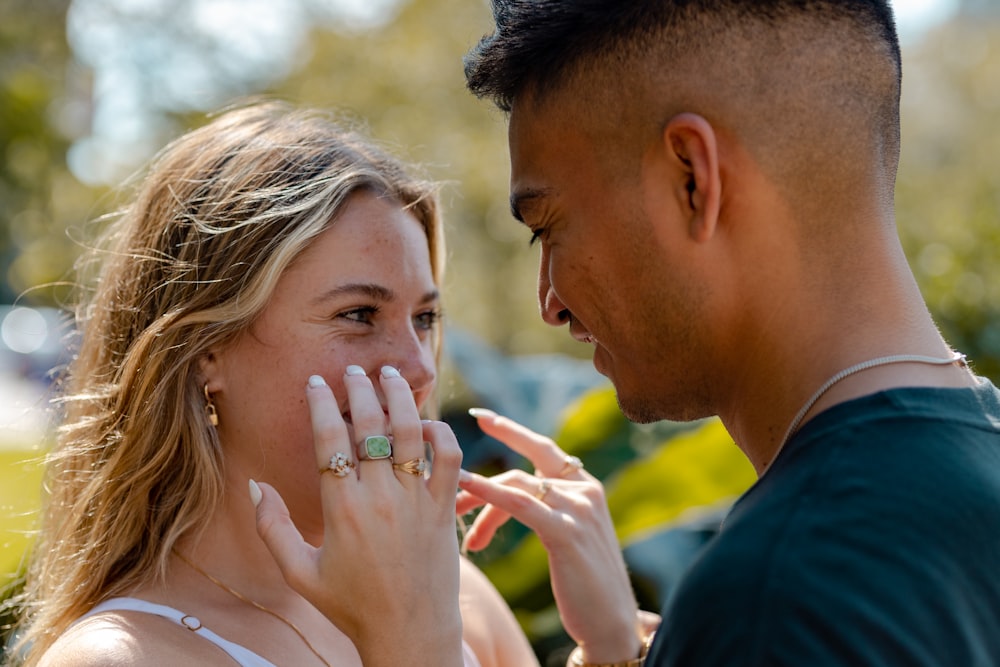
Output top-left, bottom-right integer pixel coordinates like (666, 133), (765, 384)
(0, 0), (95, 306)
(896, 15), (1000, 381)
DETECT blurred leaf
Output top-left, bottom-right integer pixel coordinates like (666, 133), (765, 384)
(608, 419), (755, 541)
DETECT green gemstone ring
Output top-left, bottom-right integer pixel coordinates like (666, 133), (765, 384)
(363, 435), (393, 460)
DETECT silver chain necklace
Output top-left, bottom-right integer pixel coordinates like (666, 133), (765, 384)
(777, 351), (968, 452)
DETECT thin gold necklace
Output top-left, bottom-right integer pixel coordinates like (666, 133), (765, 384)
(174, 550), (332, 667)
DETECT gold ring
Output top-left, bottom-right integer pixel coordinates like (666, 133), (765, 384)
(557, 454), (584, 478)
(392, 457), (428, 477)
(534, 478), (552, 501)
(320, 452), (356, 477)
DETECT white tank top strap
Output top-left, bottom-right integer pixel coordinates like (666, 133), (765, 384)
(462, 639), (483, 667)
(81, 596), (484, 667)
(79, 597), (277, 667)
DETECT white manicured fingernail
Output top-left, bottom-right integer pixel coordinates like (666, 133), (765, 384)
(458, 469), (473, 483)
(381, 365), (401, 379)
(345, 365), (366, 376)
(308, 375), (327, 388)
(468, 407), (496, 419)
(249, 479), (262, 507)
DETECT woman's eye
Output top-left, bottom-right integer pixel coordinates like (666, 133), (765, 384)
(414, 309), (443, 331)
(528, 228), (545, 247)
(339, 306), (378, 324)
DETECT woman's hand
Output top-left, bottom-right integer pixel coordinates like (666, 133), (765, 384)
(252, 366), (465, 667)
(457, 409), (653, 665)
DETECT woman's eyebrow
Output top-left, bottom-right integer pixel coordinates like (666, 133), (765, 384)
(418, 289), (441, 305)
(310, 283), (394, 306)
(310, 284), (440, 307)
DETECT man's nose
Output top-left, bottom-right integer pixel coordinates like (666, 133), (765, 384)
(538, 246), (570, 326)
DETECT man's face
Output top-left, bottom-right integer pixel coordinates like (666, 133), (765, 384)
(507, 91), (713, 423)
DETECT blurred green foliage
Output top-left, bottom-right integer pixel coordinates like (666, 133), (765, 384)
(0, 447), (43, 578)
(895, 19), (1000, 380)
(0, 0), (97, 306)
(0, 1), (998, 664)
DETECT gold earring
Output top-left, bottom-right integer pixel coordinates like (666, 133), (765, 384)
(204, 384), (219, 427)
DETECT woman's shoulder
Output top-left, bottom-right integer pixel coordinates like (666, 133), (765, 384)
(458, 556), (540, 667)
(36, 607), (228, 667)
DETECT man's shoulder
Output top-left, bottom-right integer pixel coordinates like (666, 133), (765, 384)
(653, 382), (1000, 666)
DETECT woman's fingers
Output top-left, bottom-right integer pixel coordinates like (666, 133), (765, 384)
(252, 480), (318, 588)
(455, 489), (485, 515)
(463, 503), (512, 552)
(457, 470), (556, 537)
(469, 408), (587, 480)
(422, 419), (463, 501)
(307, 374), (358, 485)
(380, 365), (425, 484)
(458, 413), (643, 660)
(344, 366), (393, 479)
(255, 368), (465, 665)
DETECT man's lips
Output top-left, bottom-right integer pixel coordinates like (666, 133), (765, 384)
(568, 316), (598, 345)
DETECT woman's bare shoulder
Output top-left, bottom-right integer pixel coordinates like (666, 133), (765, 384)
(459, 556), (540, 667)
(36, 610), (229, 667)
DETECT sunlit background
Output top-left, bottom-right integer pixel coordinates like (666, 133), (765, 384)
(1, 0), (998, 661)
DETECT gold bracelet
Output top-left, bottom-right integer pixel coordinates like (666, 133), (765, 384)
(567, 631), (655, 667)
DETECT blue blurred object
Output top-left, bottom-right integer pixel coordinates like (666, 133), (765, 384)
(623, 504), (728, 611)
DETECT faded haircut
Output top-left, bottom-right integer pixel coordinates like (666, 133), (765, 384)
(465, 0), (904, 219)
(465, 0), (900, 114)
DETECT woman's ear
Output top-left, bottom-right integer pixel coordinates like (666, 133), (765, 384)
(198, 350), (223, 393)
(662, 112), (721, 243)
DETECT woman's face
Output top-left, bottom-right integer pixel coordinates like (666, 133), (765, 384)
(207, 191), (440, 537)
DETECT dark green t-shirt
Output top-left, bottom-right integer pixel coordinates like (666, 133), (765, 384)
(648, 380), (1000, 666)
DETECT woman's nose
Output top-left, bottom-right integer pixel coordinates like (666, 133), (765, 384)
(384, 330), (437, 395)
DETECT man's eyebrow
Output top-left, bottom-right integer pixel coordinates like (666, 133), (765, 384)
(310, 283), (440, 307)
(510, 187), (553, 223)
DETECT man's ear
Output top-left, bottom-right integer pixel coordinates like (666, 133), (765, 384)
(662, 112), (721, 242)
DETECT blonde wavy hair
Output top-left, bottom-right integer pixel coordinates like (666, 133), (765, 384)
(9, 101), (444, 664)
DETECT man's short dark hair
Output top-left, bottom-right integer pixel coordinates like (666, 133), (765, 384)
(465, 0), (904, 213)
(464, 0), (901, 114)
